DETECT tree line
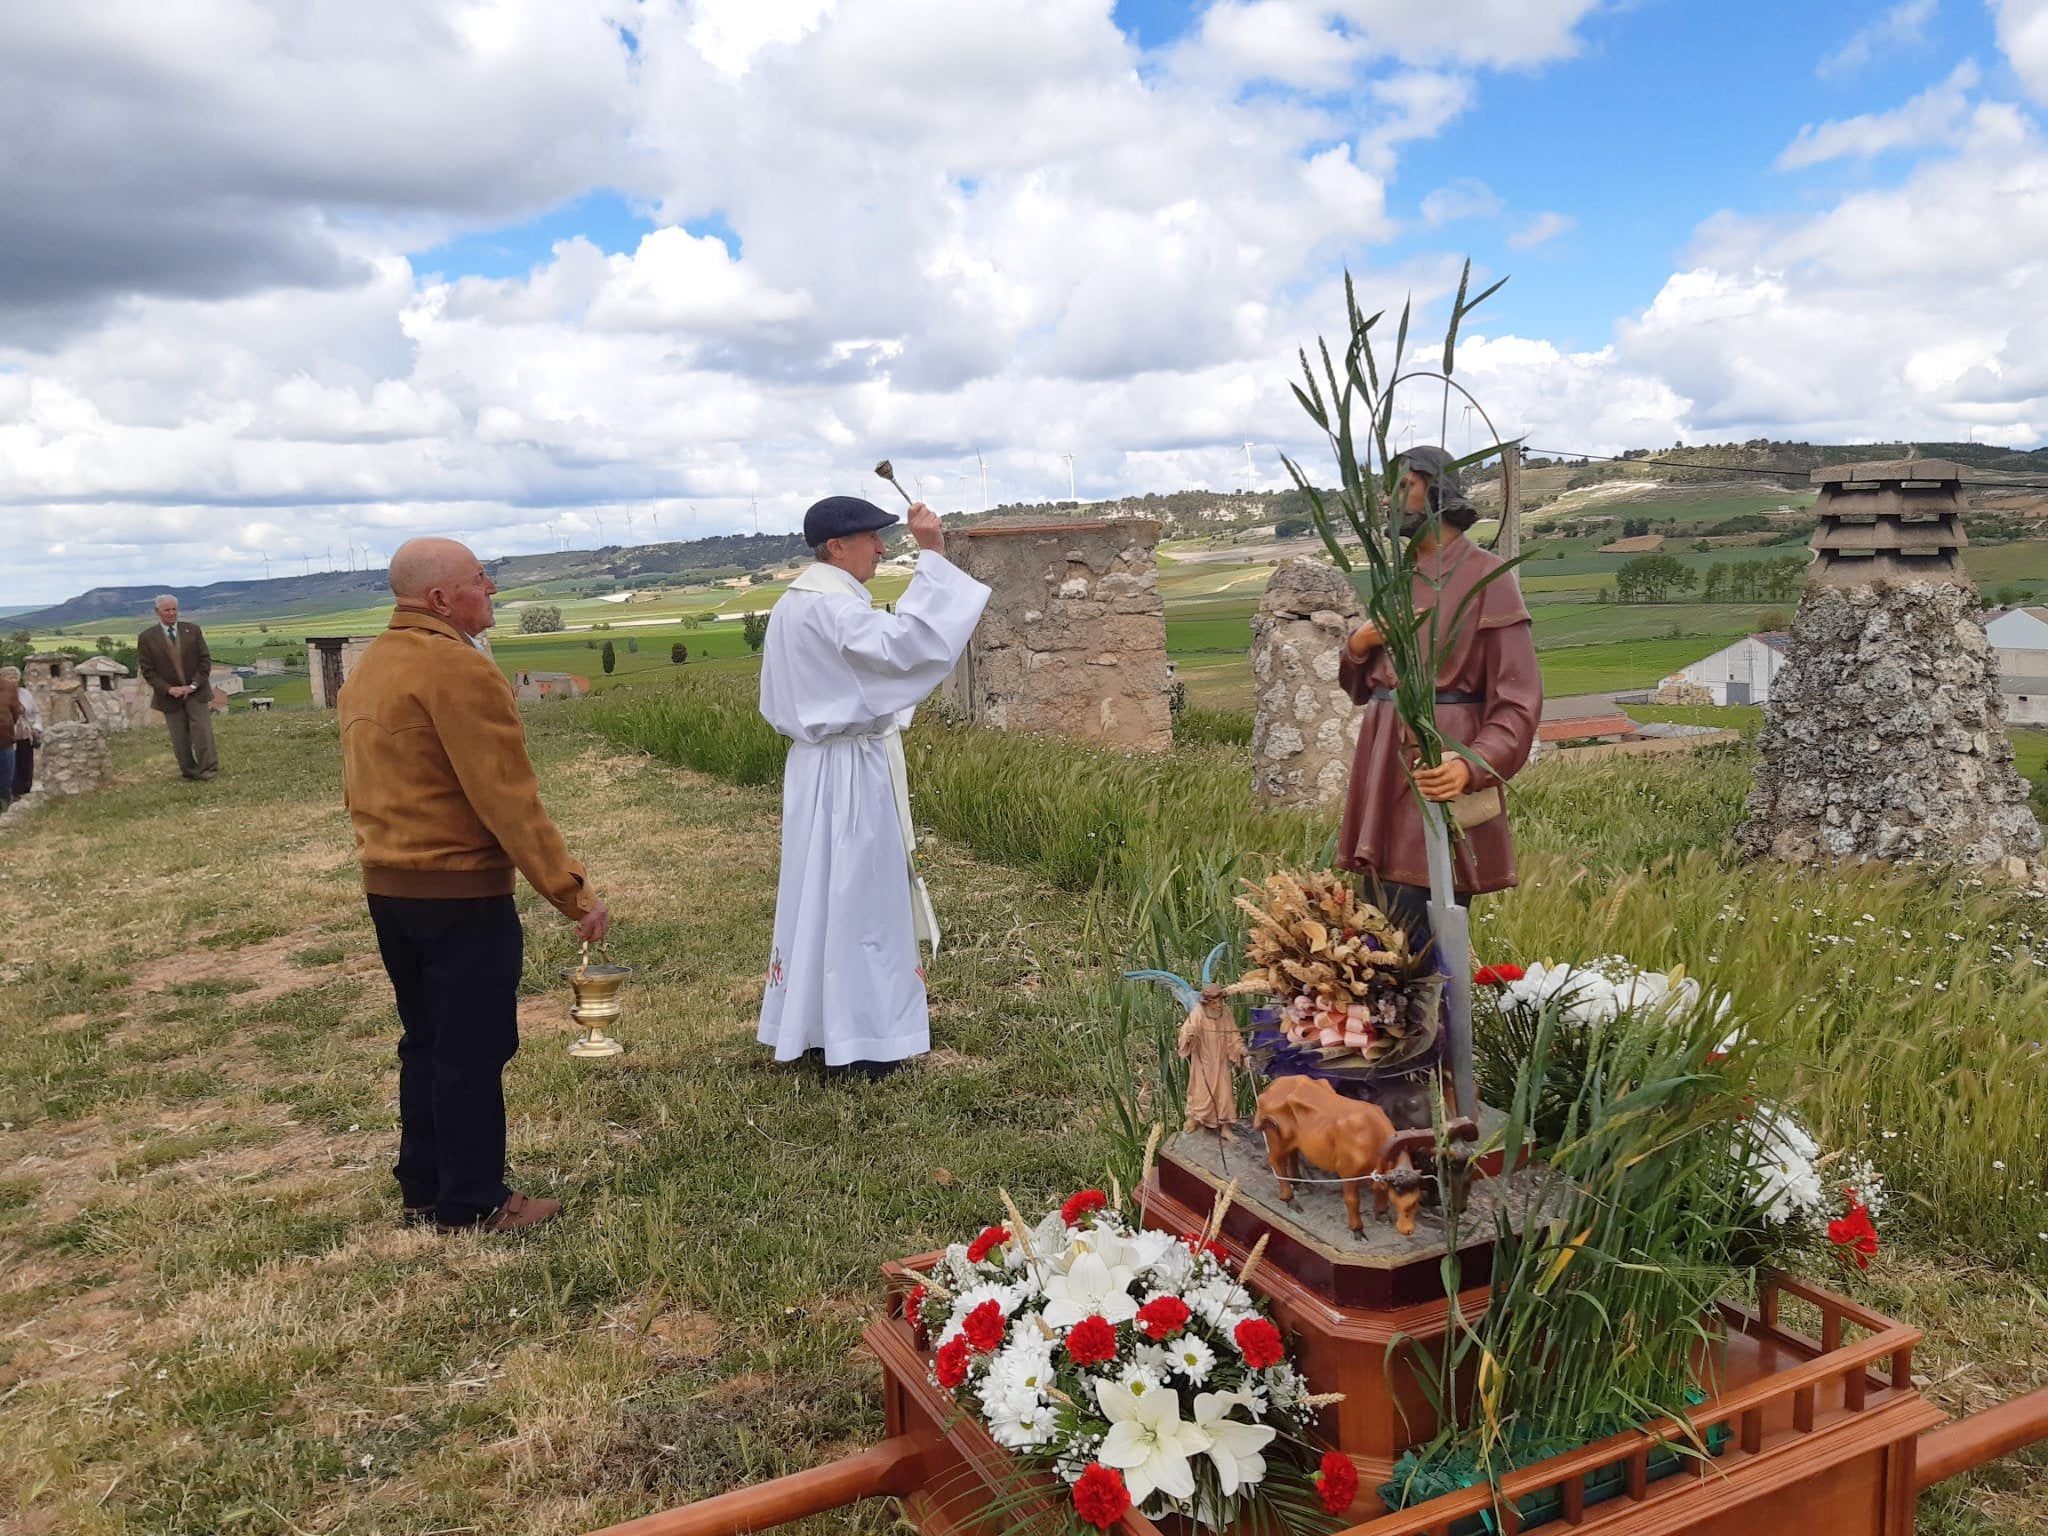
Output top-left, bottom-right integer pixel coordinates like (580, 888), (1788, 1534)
(1612, 554), (1809, 604)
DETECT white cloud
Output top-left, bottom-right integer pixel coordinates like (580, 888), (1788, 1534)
(1778, 60), (1980, 167)
(1420, 178), (1505, 226)
(1508, 211), (1576, 249)
(1992, 0), (2048, 104)
(1817, 0), (1939, 80)
(7, 0), (2048, 607)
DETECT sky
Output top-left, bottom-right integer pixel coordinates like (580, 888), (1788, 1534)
(4, 0), (2048, 604)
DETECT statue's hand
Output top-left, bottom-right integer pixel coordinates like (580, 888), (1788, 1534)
(1413, 757), (1472, 802)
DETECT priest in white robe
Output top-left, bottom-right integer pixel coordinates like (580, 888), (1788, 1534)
(757, 494), (991, 1078)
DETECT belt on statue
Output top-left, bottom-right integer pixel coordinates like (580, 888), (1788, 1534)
(1370, 688), (1488, 706)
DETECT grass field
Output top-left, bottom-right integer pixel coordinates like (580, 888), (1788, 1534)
(3, 693), (2046, 1533)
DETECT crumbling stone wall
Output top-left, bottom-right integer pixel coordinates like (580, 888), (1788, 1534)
(1250, 558), (1363, 808)
(1739, 581), (2042, 874)
(38, 721), (113, 797)
(939, 520), (1171, 752)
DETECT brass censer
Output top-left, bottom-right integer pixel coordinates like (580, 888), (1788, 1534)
(562, 942), (631, 1059)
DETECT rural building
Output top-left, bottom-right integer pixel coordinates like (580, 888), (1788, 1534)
(1659, 633), (1790, 706)
(24, 653), (147, 731)
(252, 656), (285, 676)
(1985, 606), (2048, 726)
(939, 518), (1172, 753)
(307, 635), (376, 708)
(513, 671), (592, 701)
(209, 667), (244, 697)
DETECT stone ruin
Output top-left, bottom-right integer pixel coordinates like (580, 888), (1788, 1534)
(37, 721), (114, 797)
(1250, 558), (1363, 808)
(938, 519), (1172, 752)
(24, 652), (148, 732)
(1740, 459), (2043, 875)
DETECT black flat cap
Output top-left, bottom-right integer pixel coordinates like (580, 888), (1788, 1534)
(803, 495), (899, 548)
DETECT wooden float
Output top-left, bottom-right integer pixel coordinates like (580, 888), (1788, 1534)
(588, 1135), (2048, 1536)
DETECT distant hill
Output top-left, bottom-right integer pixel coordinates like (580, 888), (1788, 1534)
(13, 531), (812, 631)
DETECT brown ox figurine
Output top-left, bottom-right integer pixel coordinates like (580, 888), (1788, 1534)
(1253, 1076), (1431, 1236)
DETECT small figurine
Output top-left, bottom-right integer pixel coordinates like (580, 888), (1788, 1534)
(1125, 944), (1247, 1134)
(1178, 982), (1249, 1133)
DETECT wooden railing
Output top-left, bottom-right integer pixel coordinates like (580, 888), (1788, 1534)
(1336, 1273), (1924, 1535)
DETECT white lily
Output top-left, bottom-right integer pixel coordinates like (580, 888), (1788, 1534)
(1097, 1380), (1213, 1506)
(1040, 1251), (1140, 1328)
(1192, 1390), (1277, 1497)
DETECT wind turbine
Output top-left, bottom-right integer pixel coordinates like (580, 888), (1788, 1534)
(595, 513), (605, 543)
(260, 551), (271, 580)
(1063, 453), (1076, 502)
(624, 511), (635, 542)
(1242, 441), (1257, 493)
(751, 497), (759, 534)
(976, 451), (988, 511)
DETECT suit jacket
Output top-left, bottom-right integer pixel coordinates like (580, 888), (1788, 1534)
(136, 622), (214, 712)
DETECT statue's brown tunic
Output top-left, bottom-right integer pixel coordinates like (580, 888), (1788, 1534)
(1334, 534), (1541, 895)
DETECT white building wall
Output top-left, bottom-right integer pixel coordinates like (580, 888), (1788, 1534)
(1673, 636), (1787, 706)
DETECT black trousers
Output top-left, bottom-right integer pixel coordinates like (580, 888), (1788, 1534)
(368, 894), (522, 1225)
(9, 739), (29, 797)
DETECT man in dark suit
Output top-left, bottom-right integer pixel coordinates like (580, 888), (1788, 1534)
(136, 594), (218, 781)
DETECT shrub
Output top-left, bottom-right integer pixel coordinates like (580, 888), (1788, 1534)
(627, 637), (639, 654)
(601, 640), (616, 675)
(671, 643), (688, 664)
(742, 611), (768, 653)
(520, 605), (564, 634)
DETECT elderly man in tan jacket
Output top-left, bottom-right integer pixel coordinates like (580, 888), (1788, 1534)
(340, 537), (609, 1234)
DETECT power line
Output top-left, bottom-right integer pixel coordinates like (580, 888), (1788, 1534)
(1520, 446), (2048, 492)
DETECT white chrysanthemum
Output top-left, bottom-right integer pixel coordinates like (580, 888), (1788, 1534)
(1133, 1342), (1174, 1378)
(1147, 1238), (1196, 1291)
(987, 1337), (1057, 1400)
(1167, 1333), (1217, 1385)
(1744, 1106), (1827, 1224)
(1186, 1277), (1246, 1332)
(1109, 1360), (1168, 1403)
(988, 1395), (1058, 1450)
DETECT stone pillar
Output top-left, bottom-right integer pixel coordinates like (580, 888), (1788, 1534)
(38, 721), (113, 797)
(1739, 459), (2043, 875)
(939, 519), (1172, 752)
(1250, 558), (1363, 809)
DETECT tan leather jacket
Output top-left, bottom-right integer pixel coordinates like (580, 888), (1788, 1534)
(338, 611), (592, 916)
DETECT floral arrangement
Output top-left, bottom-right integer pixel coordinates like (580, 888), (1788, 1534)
(1743, 1104), (1885, 1269)
(1230, 870), (1440, 1074)
(908, 1188), (1354, 1530)
(1479, 954), (1885, 1272)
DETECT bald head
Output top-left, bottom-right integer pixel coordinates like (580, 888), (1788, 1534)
(389, 537), (498, 638)
(389, 538), (477, 600)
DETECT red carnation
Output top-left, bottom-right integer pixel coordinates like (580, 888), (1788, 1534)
(966, 1225), (1010, 1265)
(933, 1336), (972, 1389)
(1233, 1316), (1285, 1369)
(1135, 1295), (1192, 1341)
(963, 1298), (1008, 1353)
(1063, 1315), (1119, 1366)
(1062, 1189), (1109, 1225)
(1315, 1451), (1359, 1515)
(1827, 1196), (1879, 1269)
(904, 1283), (927, 1319)
(1072, 1462), (1132, 1529)
(1474, 964), (1525, 986)
(1180, 1233), (1228, 1261)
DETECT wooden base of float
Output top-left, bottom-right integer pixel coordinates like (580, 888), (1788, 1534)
(588, 1141), (2048, 1536)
